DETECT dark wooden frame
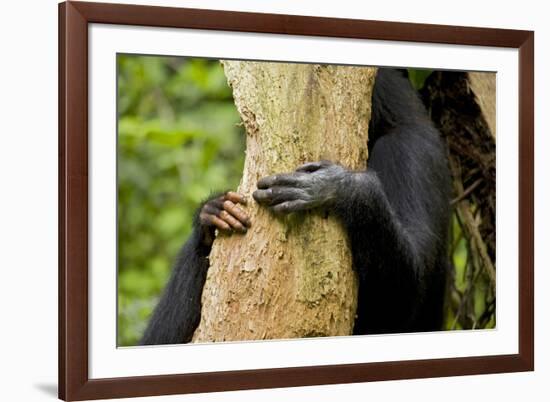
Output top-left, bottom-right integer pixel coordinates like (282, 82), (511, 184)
(59, 1), (534, 400)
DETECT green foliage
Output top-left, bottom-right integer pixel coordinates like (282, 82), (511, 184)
(117, 55), (245, 346)
(446, 211), (496, 330)
(408, 68), (433, 90)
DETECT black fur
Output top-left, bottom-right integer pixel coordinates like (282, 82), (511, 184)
(140, 69), (451, 345)
(139, 212), (211, 345)
(341, 69), (451, 334)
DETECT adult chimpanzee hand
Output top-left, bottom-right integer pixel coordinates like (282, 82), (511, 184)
(199, 191), (251, 246)
(253, 160), (348, 214)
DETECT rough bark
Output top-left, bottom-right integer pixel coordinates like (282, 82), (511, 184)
(192, 62), (376, 342)
(468, 72), (496, 139)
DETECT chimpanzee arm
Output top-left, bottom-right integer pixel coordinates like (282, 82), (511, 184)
(140, 192), (250, 346)
(140, 220), (211, 345)
(335, 125), (451, 334)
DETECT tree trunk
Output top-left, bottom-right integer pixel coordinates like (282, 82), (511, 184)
(192, 62), (376, 342)
(467, 72), (496, 139)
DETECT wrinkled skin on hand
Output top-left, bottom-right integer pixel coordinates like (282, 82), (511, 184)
(253, 160), (349, 214)
(199, 191), (251, 246)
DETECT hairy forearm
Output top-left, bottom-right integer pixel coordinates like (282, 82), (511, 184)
(334, 172), (419, 286)
(332, 171), (425, 331)
(140, 227), (211, 345)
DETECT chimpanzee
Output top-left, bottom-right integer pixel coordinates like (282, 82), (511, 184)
(140, 68), (452, 345)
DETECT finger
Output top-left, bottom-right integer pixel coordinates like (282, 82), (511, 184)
(271, 200), (310, 214)
(253, 187), (305, 205)
(295, 160), (332, 173)
(206, 197), (224, 210)
(223, 200), (251, 227)
(253, 188), (273, 205)
(257, 173), (304, 189)
(202, 203), (221, 216)
(201, 213), (231, 231)
(225, 191), (247, 205)
(295, 161), (324, 173)
(219, 210), (247, 233)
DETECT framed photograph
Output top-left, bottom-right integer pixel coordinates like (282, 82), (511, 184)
(59, 1), (534, 400)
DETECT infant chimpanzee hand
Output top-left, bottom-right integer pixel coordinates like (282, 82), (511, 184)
(199, 191), (251, 246)
(253, 160), (347, 214)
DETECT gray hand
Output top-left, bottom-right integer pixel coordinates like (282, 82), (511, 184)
(252, 160), (347, 214)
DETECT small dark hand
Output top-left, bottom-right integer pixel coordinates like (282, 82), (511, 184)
(252, 160), (347, 214)
(199, 191), (251, 246)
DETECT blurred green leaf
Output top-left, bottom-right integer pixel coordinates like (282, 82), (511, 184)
(408, 68), (432, 90)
